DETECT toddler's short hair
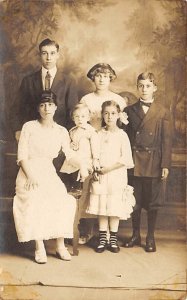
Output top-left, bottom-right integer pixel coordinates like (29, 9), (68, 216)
(39, 38), (59, 52)
(87, 63), (117, 82)
(71, 103), (90, 120)
(137, 72), (156, 85)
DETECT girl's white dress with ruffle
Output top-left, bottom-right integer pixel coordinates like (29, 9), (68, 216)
(86, 128), (135, 220)
(13, 121), (76, 242)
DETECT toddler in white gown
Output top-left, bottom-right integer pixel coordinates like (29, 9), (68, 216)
(60, 103), (100, 182)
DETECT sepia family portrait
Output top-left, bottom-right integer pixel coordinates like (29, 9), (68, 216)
(0, 1), (186, 299)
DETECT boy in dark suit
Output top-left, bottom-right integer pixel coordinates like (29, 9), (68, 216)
(10, 38), (78, 142)
(124, 72), (172, 252)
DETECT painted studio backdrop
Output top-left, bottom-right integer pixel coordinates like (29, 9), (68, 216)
(0, 0), (186, 229)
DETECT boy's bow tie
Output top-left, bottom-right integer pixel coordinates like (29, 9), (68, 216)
(140, 101), (152, 107)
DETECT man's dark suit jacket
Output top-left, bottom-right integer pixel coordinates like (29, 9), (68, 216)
(124, 100), (172, 178)
(10, 69), (78, 132)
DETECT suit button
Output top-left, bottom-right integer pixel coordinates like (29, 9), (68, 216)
(136, 132), (140, 134)
(136, 150), (139, 153)
(149, 132), (153, 135)
(148, 151), (151, 153)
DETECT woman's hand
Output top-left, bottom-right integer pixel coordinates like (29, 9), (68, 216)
(80, 165), (89, 182)
(24, 177), (38, 191)
(119, 111), (129, 125)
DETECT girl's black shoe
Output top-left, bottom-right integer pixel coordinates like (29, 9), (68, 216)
(108, 231), (120, 253)
(95, 230), (107, 253)
(108, 244), (120, 253)
(95, 244), (107, 253)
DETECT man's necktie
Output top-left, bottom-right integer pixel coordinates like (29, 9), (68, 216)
(140, 101), (152, 108)
(45, 71), (51, 90)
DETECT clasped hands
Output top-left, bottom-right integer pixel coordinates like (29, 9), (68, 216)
(79, 158), (108, 182)
(92, 159), (111, 181)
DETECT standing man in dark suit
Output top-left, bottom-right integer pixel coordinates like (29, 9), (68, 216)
(123, 72), (172, 252)
(10, 38), (78, 142)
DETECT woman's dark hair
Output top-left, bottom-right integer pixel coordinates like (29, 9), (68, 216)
(37, 91), (57, 119)
(39, 90), (57, 106)
(87, 63), (117, 82)
(101, 100), (122, 128)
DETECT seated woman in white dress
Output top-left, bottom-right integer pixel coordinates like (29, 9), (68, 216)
(13, 91), (79, 264)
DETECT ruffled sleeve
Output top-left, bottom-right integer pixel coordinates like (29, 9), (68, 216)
(118, 131), (134, 169)
(60, 127), (73, 161)
(17, 122), (31, 165)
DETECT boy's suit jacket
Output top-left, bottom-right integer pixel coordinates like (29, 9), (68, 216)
(124, 100), (172, 177)
(10, 69), (78, 132)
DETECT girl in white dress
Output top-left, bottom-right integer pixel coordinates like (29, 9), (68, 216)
(13, 91), (79, 264)
(86, 101), (135, 253)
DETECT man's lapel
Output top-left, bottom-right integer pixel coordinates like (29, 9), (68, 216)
(33, 69), (43, 92)
(51, 69), (64, 92)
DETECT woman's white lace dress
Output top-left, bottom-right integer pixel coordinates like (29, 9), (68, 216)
(13, 120), (76, 242)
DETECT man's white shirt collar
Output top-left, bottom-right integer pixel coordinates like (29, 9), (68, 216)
(42, 66), (57, 79)
(42, 66), (57, 89)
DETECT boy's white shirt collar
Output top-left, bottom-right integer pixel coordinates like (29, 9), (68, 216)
(140, 98), (154, 114)
(140, 98), (154, 103)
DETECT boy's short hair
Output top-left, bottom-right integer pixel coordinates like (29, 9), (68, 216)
(39, 38), (59, 52)
(87, 63), (117, 82)
(137, 72), (156, 85)
(71, 103), (90, 119)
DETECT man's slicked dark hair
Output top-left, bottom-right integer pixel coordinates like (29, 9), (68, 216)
(39, 38), (59, 52)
